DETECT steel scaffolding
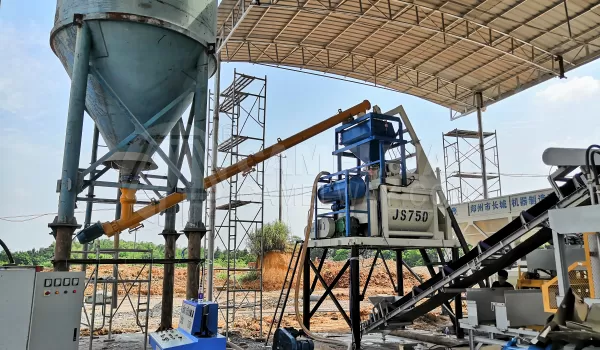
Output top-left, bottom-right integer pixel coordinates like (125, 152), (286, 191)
(76, 248), (152, 350)
(443, 129), (502, 204)
(207, 70), (266, 337)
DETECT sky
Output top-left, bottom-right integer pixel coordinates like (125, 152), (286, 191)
(1, 1), (599, 252)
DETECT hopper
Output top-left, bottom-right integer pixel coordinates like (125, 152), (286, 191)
(51, 0), (217, 176)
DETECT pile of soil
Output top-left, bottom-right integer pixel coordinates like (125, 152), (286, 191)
(80, 253), (426, 297)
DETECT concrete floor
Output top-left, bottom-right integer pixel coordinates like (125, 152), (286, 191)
(78, 332), (422, 350)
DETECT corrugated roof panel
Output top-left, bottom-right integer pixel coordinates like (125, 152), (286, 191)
(217, 0), (600, 115)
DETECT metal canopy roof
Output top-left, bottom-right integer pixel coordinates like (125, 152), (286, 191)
(216, 0), (600, 117)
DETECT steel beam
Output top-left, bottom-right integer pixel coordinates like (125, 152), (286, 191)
(227, 40), (480, 109)
(395, 249), (403, 296)
(91, 68), (191, 189)
(85, 181), (173, 192)
(452, 247), (464, 339)
(362, 250), (380, 297)
(476, 92), (488, 199)
(159, 119), (182, 330)
(52, 20), (91, 271)
(206, 57), (221, 302)
(303, 247), (311, 330)
(247, 2), (560, 74)
(310, 248), (328, 293)
(350, 246), (361, 349)
(185, 52), (211, 300)
(82, 126), (100, 272)
(80, 87), (193, 178)
(308, 260), (351, 325)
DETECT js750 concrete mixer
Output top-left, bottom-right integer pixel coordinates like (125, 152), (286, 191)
(309, 107), (459, 245)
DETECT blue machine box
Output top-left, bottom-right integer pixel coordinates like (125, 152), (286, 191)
(149, 300), (226, 350)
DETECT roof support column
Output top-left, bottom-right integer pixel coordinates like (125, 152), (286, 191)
(206, 55), (221, 302)
(476, 92), (488, 199)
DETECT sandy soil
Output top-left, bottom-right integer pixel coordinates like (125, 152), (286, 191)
(78, 253), (453, 340)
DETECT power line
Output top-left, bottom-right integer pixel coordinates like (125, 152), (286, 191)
(0, 208), (116, 222)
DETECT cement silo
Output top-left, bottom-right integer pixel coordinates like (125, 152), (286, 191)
(48, 0), (216, 324)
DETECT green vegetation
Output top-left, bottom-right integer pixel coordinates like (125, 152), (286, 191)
(1, 235), (459, 269)
(332, 249), (349, 261)
(306, 247), (441, 267)
(213, 247), (256, 268)
(247, 221), (290, 256)
(238, 270), (259, 283)
(0, 239), (257, 268)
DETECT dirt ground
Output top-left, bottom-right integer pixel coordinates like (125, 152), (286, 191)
(79, 252), (454, 340)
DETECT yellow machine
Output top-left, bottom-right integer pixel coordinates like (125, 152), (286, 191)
(514, 233), (594, 312)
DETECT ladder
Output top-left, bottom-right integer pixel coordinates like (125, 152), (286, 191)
(135, 280), (151, 329)
(362, 178), (591, 334)
(265, 241), (303, 345)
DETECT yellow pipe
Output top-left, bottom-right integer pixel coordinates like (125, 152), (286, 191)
(119, 188), (137, 220)
(113, 188), (136, 247)
(77, 100), (371, 243)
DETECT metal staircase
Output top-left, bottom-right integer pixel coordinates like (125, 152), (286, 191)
(362, 177), (591, 334)
(265, 241), (303, 345)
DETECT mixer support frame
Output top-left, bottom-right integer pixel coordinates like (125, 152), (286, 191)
(350, 246), (361, 349)
(52, 21), (91, 271)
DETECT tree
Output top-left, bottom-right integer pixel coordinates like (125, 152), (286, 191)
(402, 250), (423, 267)
(332, 249), (349, 261)
(381, 250), (395, 260)
(247, 221), (290, 256)
(12, 252), (32, 266)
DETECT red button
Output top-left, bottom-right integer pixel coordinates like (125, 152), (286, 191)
(73, 290), (76, 293)
(44, 291), (50, 296)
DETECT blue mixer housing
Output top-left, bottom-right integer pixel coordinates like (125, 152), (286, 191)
(317, 176), (366, 204)
(149, 300), (226, 350)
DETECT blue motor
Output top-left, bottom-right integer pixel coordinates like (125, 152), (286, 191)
(317, 176), (366, 204)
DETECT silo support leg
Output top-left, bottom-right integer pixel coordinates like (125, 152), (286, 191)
(51, 21), (91, 272)
(185, 52), (210, 299)
(160, 123), (182, 330)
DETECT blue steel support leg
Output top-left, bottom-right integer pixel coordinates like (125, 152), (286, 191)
(160, 122), (181, 329)
(52, 20), (91, 272)
(185, 51), (210, 300)
(345, 171), (350, 237)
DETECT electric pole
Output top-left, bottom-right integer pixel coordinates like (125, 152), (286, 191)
(278, 154), (285, 222)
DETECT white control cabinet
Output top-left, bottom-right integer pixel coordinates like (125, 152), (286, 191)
(0, 268), (85, 350)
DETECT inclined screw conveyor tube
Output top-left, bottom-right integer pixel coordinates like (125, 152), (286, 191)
(75, 100), (372, 244)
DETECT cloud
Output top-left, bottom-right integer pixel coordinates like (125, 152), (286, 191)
(535, 76), (600, 103)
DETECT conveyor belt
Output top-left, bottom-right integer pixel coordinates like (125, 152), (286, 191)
(362, 177), (590, 334)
